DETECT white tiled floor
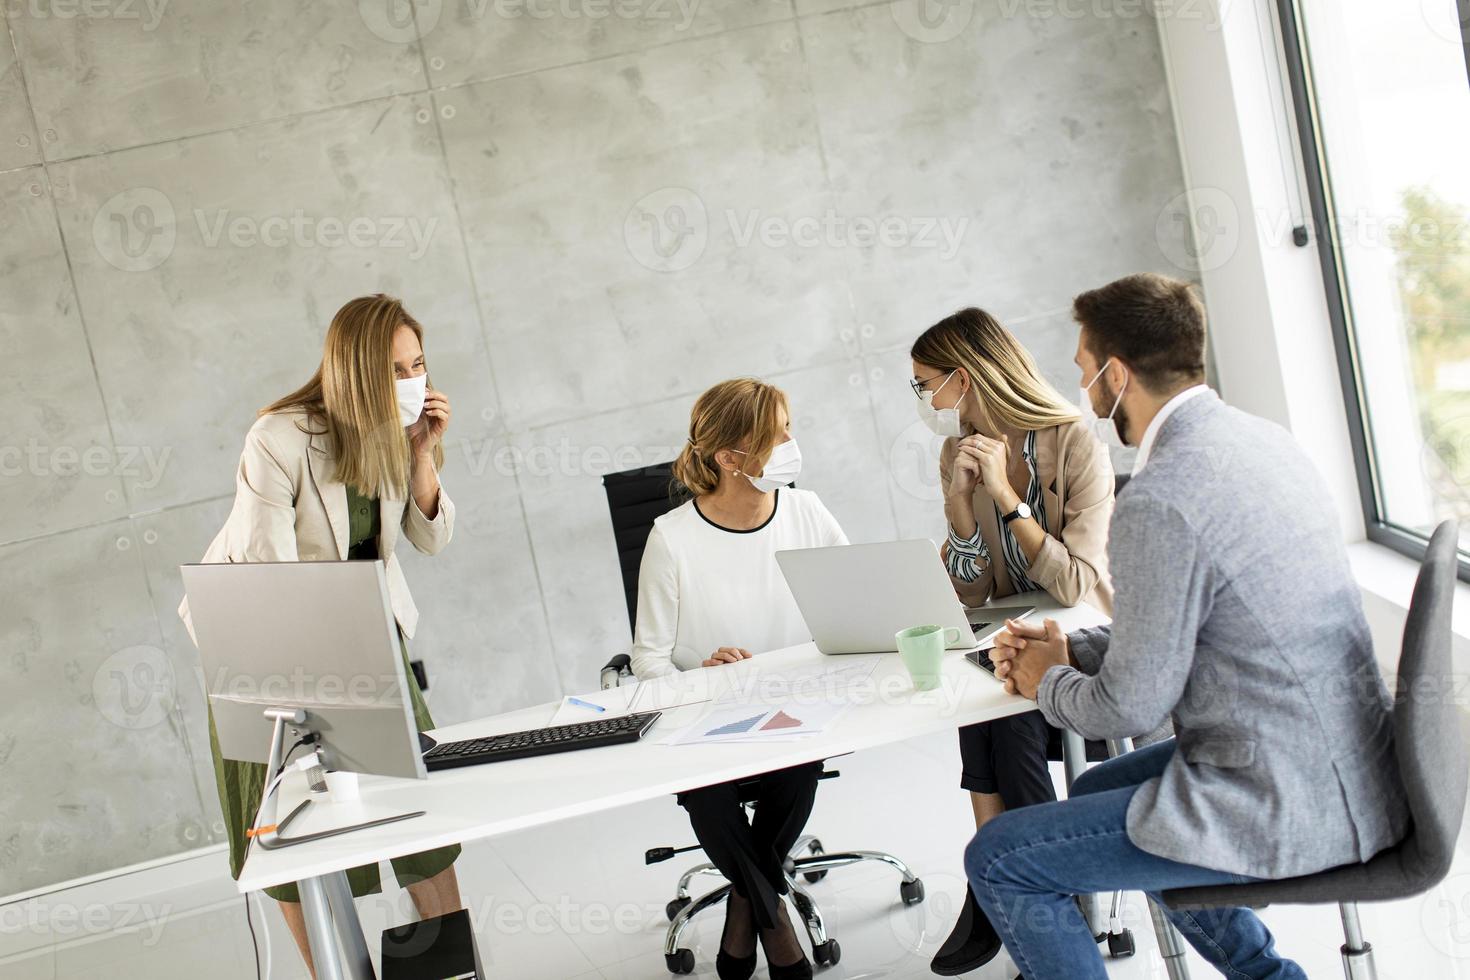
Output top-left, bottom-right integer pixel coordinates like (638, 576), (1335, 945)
(11, 730), (1470, 979)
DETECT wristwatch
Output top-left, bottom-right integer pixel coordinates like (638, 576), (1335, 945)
(1001, 501), (1032, 526)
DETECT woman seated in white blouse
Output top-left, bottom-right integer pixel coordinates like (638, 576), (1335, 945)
(631, 378), (847, 980)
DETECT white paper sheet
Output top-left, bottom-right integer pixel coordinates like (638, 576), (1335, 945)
(547, 672), (713, 726)
(665, 700), (852, 746)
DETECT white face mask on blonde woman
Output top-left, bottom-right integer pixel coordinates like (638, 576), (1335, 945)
(734, 438), (803, 493)
(395, 374), (427, 427)
(917, 372), (965, 438)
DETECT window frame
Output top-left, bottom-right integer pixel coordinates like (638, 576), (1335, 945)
(1275, 0), (1470, 581)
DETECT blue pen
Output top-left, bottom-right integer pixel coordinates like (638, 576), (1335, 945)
(568, 696), (606, 713)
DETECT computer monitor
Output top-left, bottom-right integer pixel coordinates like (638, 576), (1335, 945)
(181, 559), (427, 847)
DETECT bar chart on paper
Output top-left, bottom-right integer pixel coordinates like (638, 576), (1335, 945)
(671, 703), (847, 745)
(706, 712), (768, 737)
(762, 711), (802, 731)
(659, 657), (880, 746)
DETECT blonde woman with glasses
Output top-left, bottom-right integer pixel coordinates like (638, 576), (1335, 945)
(909, 307), (1116, 977)
(180, 295), (462, 978)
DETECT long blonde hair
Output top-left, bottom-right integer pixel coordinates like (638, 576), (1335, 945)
(911, 308), (1079, 435)
(261, 294), (443, 497)
(672, 378), (789, 496)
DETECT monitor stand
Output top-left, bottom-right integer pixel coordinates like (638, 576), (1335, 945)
(250, 707), (425, 852)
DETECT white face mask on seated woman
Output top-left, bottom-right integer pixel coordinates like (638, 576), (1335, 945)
(395, 374), (428, 427)
(916, 371), (966, 438)
(733, 438), (803, 493)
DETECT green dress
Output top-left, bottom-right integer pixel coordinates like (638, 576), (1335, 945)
(207, 485), (461, 903)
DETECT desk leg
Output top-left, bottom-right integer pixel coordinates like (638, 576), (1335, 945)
(1059, 729), (1102, 937)
(323, 871), (376, 980)
(299, 875), (347, 980)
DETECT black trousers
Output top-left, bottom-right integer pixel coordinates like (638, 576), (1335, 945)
(957, 710), (1057, 810)
(677, 761), (822, 930)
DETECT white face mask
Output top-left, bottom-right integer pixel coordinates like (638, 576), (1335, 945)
(734, 438), (803, 494)
(395, 374), (428, 428)
(1080, 359), (1129, 446)
(916, 371), (965, 438)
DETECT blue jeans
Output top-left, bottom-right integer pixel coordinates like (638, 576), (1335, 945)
(964, 740), (1306, 980)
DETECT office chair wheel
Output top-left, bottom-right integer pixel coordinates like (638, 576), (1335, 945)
(813, 939), (841, 967)
(665, 896), (691, 921)
(1107, 928), (1136, 958)
(900, 878), (925, 905)
(665, 948), (695, 974)
(802, 839), (828, 883)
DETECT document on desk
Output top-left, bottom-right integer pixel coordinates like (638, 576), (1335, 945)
(548, 673), (713, 726)
(708, 656), (881, 706)
(658, 657), (881, 745)
(676, 701), (850, 745)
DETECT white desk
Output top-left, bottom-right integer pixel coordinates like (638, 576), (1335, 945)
(239, 593), (1107, 979)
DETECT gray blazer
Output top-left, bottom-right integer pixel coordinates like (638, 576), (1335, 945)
(1038, 390), (1409, 880)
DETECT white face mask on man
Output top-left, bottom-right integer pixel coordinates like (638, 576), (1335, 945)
(733, 438), (803, 494)
(395, 374), (428, 428)
(1080, 358), (1129, 446)
(916, 371), (966, 438)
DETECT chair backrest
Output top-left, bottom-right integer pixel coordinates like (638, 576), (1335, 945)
(1393, 520), (1466, 884)
(602, 463), (691, 638)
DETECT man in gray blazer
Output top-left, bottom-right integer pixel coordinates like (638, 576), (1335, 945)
(976, 273), (1408, 980)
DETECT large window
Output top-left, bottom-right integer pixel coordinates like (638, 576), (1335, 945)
(1279, 0), (1470, 576)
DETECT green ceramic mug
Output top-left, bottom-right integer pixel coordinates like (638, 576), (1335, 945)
(895, 624), (963, 692)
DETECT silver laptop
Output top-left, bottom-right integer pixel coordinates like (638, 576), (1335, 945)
(776, 539), (1035, 655)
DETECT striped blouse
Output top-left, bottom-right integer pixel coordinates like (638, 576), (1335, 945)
(946, 430), (1050, 591)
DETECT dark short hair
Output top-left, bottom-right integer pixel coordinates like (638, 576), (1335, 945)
(1072, 273), (1207, 392)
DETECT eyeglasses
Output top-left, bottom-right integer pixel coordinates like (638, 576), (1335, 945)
(909, 372), (949, 398)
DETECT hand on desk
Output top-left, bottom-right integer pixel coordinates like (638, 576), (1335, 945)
(990, 618), (1071, 700)
(702, 647), (753, 667)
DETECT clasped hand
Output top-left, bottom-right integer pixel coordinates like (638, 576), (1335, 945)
(702, 647), (753, 668)
(989, 617), (1070, 700)
(948, 434), (1010, 502)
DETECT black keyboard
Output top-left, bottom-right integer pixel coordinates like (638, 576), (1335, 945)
(422, 711), (662, 771)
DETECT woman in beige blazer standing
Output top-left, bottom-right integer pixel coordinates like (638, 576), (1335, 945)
(181, 294), (461, 978)
(909, 307), (1115, 977)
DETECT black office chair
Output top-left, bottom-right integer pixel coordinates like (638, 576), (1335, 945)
(596, 462), (925, 975)
(1156, 520), (1466, 980)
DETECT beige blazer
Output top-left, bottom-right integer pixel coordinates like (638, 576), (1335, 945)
(178, 410), (454, 642)
(939, 419), (1114, 615)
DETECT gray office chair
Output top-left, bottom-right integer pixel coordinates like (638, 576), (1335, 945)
(1161, 520), (1466, 980)
(596, 463), (925, 975)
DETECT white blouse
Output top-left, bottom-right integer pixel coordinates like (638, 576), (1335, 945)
(629, 488), (849, 679)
